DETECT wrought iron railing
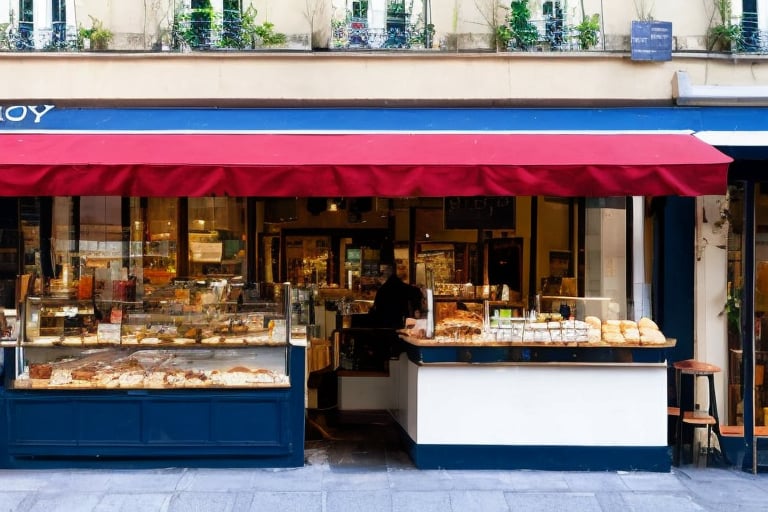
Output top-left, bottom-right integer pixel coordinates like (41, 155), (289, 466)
(3, 21), (78, 51)
(739, 12), (768, 54)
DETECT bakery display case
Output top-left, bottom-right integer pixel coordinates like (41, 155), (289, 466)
(393, 294), (674, 472)
(0, 281), (306, 469)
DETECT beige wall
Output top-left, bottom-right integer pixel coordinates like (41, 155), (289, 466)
(1, 52), (766, 104)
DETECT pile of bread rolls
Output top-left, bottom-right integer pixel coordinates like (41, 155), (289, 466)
(584, 316), (666, 345)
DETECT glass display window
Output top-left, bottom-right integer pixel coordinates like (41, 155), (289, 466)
(188, 197), (246, 278)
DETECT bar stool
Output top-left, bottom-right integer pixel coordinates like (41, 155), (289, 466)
(672, 359), (727, 466)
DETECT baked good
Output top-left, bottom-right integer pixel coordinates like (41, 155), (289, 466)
(638, 317), (659, 330)
(587, 328), (602, 343)
(640, 327), (666, 344)
(29, 364), (52, 379)
(585, 316), (602, 330)
(622, 328), (641, 343)
(72, 368), (96, 381)
(602, 331), (625, 344)
(620, 320), (638, 331)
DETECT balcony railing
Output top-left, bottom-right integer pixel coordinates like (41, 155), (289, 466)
(738, 13), (768, 53)
(1, 10), (768, 55)
(2, 21), (78, 51)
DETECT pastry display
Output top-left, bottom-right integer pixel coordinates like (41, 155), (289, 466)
(433, 309), (484, 341)
(402, 308), (669, 347)
(16, 349), (289, 389)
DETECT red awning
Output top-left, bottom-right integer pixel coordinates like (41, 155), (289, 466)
(0, 133), (731, 197)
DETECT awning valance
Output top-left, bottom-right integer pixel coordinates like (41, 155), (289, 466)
(0, 133), (731, 197)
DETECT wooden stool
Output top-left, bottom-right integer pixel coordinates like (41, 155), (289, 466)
(673, 359), (728, 466)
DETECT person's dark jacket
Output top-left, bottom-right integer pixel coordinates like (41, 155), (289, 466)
(369, 275), (422, 329)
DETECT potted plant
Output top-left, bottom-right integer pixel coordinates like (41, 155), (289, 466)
(78, 16), (113, 51)
(507, 0), (539, 51)
(708, 0), (741, 52)
(630, 1), (673, 61)
(575, 13), (600, 50)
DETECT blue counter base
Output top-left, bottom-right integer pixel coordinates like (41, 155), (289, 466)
(400, 430), (671, 472)
(0, 346), (306, 470)
(0, 388), (305, 469)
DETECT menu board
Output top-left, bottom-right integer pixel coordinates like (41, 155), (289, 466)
(444, 197), (516, 230)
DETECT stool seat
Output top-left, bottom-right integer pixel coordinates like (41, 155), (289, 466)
(682, 411), (716, 425)
(672, 359), (726, 466)
(673, 359), (721, 375)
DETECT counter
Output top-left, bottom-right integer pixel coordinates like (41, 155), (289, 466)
(391, 336), (675, 471)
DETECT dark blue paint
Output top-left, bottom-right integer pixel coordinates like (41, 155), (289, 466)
(398, 428), (671, 471)
(405, 343), (668, 365)
(0, 346), (305, 469)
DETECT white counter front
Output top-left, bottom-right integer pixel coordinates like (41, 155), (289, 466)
(389, 341), (672, 471)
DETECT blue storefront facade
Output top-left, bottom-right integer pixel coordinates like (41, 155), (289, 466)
(0, 104), (766, 471)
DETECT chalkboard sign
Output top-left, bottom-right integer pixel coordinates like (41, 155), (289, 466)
(444, 197), (515, 230)
(631, 20), (672, 62)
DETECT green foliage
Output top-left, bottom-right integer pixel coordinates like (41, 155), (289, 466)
(173, 4), (286, 50)
(78, 16), (113, 50)
(253, 21), (286, 47)
(708, 0), (741, 51)
(496, 24), (513, 50)
(410, 12), (435, 48)
(387, 1), (406, 16)
(505, 0), (539, 50)
(723, 286), (742, 334)
(576, 13), (600, 50)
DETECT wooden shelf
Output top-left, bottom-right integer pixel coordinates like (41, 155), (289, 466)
(682, 410), (716, 425)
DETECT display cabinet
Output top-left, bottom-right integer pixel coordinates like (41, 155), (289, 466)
(0, 282), (305, 469)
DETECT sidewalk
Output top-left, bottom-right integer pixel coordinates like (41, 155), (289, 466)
(1, 447), (767, 512)
(1, 415), (767, 511)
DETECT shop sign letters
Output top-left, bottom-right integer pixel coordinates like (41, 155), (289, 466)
(0, 104), (55, 124)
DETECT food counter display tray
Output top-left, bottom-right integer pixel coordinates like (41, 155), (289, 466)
(398, 335), (675, 364)
(12, 345), (291, 390)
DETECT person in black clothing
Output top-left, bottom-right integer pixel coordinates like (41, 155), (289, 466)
(369, 264), (422, 329)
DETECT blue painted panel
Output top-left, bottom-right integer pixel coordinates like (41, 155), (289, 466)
(0, 344), (306, 468)
(10, 399), (77, 443)
(211, 399), (285, 444)
(408, 442), (671, 472)
(78, 400), (141, 443)
(406, 343), (668, 364)
(396, 420), (669, 471)
(3, 105), (768, 133)
(143, 400), (213, 443)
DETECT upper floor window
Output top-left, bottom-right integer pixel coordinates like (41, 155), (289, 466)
(2, 0), (75, 50)
(175, 0), (254, 50)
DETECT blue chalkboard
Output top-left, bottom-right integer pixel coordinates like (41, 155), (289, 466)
(630, 21), (672, 62)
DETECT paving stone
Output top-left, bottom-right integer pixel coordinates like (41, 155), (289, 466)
(392, 491), (452, 512)
(0, 492), (30, 512)
(248, 491), (323, 512)
(619, 492), (707, 512)
(501, 471), (570, 491)
(561, 471), (630, 491)
(322, 469), (390, 491)
(93, 492), (172, 512)
(503, 492), (602, 512)
(449, 490), (511, 512)
(325, 490), (392, 512)
(167, 491), (240, 512)
(26, 492), (103, 512)
(619, 471), (688, 491)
